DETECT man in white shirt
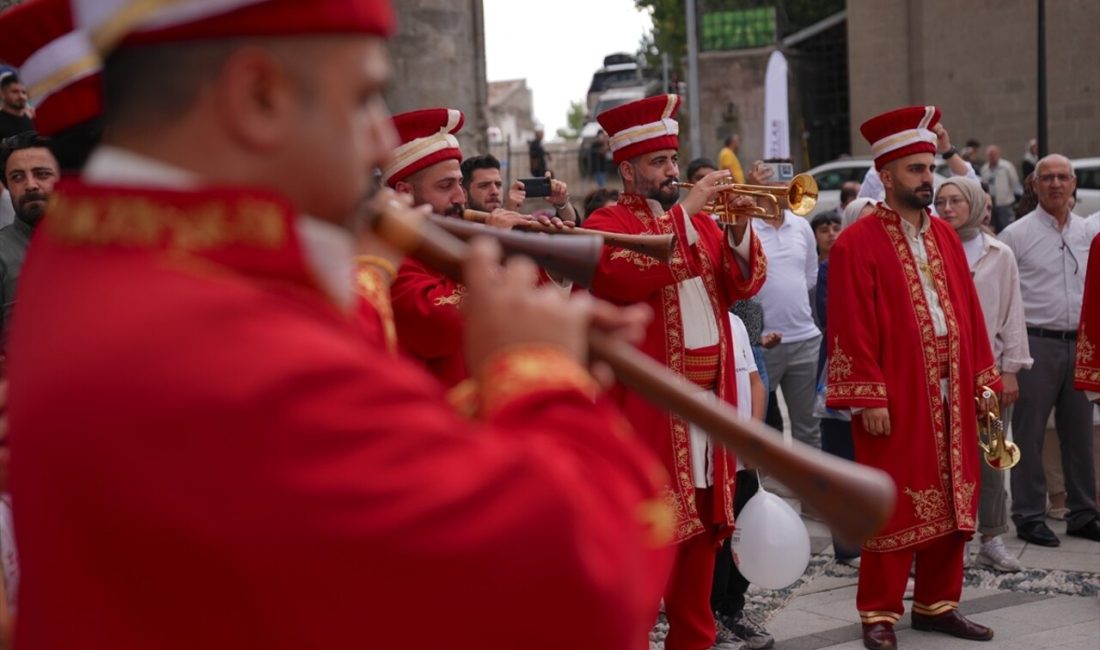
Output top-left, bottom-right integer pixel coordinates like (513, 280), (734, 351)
(999, 154), (1100, 546)
(751, 161), (821, 448)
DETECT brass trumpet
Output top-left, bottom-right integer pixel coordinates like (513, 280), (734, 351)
(976, 386), (1020, 470)
(673, 173), (819, 222)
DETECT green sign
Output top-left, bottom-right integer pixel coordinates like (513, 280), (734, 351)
(701, 7), (777, 51)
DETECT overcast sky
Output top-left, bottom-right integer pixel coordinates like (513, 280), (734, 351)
(482, 0), (653, 139)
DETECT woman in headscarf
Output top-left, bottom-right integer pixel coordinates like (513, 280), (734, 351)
(934, 177), (1032, 574)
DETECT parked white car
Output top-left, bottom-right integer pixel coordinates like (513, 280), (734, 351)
(1070, 157), (1100, 217)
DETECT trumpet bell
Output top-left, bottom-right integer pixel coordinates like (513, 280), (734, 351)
(787, 174), (819, 217)
(675, 173), (819, 220)
(976, 385), (1020, 470)
(985, 441), (1022, 470)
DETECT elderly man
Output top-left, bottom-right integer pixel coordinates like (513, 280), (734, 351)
(999, 154), (1100, 546)
(980, 145), (1022, 232)
(9, 2), (673, 649)
(828, 106), (1000, 650)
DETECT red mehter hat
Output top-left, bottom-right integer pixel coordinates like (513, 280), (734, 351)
(860, 105), (942, 170)
(382, 108), (465, 187)
(0, 0), (101, 136)
(597, 94), (681, 164)
(72, 0), (395, 55)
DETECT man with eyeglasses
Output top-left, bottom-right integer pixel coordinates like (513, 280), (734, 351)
(999, 154), (1100, 546)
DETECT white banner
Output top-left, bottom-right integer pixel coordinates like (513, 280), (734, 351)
(762, 51), (790, 160)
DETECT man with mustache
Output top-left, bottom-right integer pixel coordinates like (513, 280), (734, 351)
(826, 106), (1000, 650)
(386, 108), (552, 385)
(583, 94), (766, 650)
(0, 131), (57, 339)
(8, 2), (673, 648)
(999, 155), (1099, 546)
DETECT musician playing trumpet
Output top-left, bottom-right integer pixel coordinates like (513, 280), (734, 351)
(582, 94), (766, 650)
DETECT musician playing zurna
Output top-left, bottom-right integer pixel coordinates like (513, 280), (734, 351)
(8, 1), (675, 648)
(583, 93), (767, 650)
(825, 106), (1001, 650)
(384, 107), (570, 385)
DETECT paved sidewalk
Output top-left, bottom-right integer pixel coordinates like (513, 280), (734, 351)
(763, 515), (1100, 650)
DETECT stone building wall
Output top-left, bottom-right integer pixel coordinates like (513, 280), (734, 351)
(387, 0), (489, 155)
(848, 0), (1100, 160)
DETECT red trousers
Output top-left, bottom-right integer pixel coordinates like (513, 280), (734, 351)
(857, 531), (967, 625)
(664, 488), (725, 650)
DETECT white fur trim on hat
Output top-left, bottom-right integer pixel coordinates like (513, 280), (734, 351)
(74, 0), (267, 52)
(381, 132), (460, 185)
(22, 30), (99, 105)
(869, 105), (937, 158)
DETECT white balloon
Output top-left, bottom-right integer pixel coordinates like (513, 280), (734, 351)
(731, 489), (811, 589)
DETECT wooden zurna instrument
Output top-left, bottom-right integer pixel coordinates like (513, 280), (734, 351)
(373, 207), (896, 545)
(463, 209), (675, 263)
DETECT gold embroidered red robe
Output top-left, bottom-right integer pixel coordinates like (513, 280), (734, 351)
(1075, 234), (1100, 393)
(389, 258), (468, 386)
(10, 181), (674, 650)
(583, 193), (766, 542)
(826, 206), (1000, 551)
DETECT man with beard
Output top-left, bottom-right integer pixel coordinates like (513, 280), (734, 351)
(387, 108), (561, 385)
(826, 106), (1000, 650)
(9, 2), (673, 648)
(583, 94), (766, 650)
(0, 131), (57, 339)
(999, 155), (1099, 546)
(461, 153), (578, 223)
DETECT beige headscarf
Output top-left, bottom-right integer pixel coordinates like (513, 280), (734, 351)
(937, 177), (985, 241)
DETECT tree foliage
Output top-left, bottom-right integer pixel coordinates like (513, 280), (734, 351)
(556, 100), (588, 140)
(636, 0), (686, 78)
(634, 0), (845, 75)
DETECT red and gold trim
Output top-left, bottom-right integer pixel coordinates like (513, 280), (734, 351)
(354, 258), (397, 354)
(864, 210), (976, 551)
(1074, 333), (1100, 391)
(476, 344), (598, 419)
(684, 346), (719, 389)
(46, 184), (291, 252)
(860, 610), (901, 625)
(975, 364), (1000, 392)
(827, 381), (888, 404)
(912, 600), (959, 616)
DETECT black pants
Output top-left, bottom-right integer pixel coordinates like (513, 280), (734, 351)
(821, 418), (862, 560)
(711, 469), (759, 617)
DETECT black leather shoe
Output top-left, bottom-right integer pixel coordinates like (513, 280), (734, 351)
(861, 622), (897, 650)
(1067, 517), (1100, 542)
(1016, 520), (1060, 547)
(911, 610), (993, 641)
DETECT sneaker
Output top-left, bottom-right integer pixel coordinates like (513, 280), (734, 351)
(977, 536), (1023, 572)
(718, 611), (774, 650)
(837, 555), (861, 569)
